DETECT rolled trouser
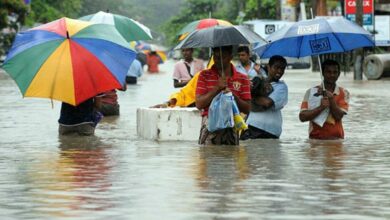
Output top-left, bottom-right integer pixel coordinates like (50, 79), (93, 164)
(198, 116), (239, 145)
(59, 122), (95, 136)
(126, 76), (137, 84)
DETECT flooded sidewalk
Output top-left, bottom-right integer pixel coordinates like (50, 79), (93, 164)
(1, 61), (390, 219)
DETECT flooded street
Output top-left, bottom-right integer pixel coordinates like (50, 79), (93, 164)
(1, 60), (390, 219)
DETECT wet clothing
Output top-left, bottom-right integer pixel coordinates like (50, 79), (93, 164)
(300, 85), (349, 139)
(127, 59), (143, 77)
(240, 125), (278, 140)
(59, 99), (96, 126)
(199, 116), (239, 145)
(196, 64), (251, 117)
(196, 64), (251, 145)
(246, 80), (288, 138)
(98, 90), (120, 116)
(58, 98), (102, 136)
(126, 76), (137, 84)
(235, 61), (258, 79)
(59, 123), (95, 136)
(173, 59), (204, 82)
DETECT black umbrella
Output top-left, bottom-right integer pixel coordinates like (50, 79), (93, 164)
(174, 25), (267, 49)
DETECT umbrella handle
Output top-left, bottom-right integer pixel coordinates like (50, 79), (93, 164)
(317, 55), (325, 90)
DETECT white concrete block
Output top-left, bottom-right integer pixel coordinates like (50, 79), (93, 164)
(137, 107), (202, 141)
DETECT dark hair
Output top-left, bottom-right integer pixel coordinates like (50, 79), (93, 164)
(212, 45), (233, 54)
(321, 59), (340, 72)
(237, 46), (250, 54)
(269, 55), (287, 66)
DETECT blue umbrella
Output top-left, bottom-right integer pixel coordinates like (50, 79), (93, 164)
(255, 17), (374, 58)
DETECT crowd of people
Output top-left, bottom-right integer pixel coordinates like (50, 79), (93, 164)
(58, 45), (349, 145)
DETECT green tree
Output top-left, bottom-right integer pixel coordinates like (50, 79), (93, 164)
(162, 0), (225, 46)
(25, 0), (82, 25)
(78, 0), (127, 16)
(0, 0), (28, 57)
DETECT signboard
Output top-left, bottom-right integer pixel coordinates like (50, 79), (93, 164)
(344, 0), (374, 25)
(281, 0), (296, 21)
(374, 16), (390, 46)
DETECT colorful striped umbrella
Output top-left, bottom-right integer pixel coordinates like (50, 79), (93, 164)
(178, 18), (232, 40)
(79, 11), (153, 42)
(2, 17), (136, 106)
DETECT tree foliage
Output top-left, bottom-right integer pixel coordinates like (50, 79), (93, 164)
(162, 0), (277, 46)
(0, 0), (28, 57)
(25, 0), (82, 25)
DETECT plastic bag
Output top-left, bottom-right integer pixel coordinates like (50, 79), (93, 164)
(208, 92), (234, 132)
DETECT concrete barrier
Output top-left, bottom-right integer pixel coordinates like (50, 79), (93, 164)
(137, 107), (201, 141)
(363, 54), (390, 80)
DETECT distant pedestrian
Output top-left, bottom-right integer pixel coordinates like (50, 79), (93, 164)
(126, 58), (143, 84)
(299, 59), (349, 140)
(147, 51), (160, 73)
(235, 45), (264, 79)
(96, 84), (126, 116)
(173, 48), (204, 88)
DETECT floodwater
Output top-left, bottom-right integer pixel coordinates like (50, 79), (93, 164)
(1, 60), (390, 220)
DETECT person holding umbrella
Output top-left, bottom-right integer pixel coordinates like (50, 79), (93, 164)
(58, 97), (103, 135)
(299, 59), (349, 140)
(196, 45), (251, 145)
(174, 25), (266, 145)
(2, 17), (136, 135)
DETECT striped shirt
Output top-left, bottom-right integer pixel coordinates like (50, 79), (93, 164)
(300, 85), (349, 139)
(196, 64), (251, 116)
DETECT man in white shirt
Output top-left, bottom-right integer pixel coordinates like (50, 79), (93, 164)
(241, 55), (288, 139)
(235, 46), (263, 79)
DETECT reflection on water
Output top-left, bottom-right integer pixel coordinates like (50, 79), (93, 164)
(1, 64), (390, 219)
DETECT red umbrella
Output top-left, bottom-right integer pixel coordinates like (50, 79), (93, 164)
(178, 18), (232, 40)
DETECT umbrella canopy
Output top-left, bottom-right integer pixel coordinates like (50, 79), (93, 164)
(255, 17), (375, 58)
(2, 17), (136, 106)
(177, 18), (232, 40)
(175, 25), (267, 50)
(135, 41), (167, 52)
(133, 41), (167, 63)
(79, 11), (153, 42)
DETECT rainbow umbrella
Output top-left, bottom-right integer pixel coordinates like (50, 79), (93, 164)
(178, 18), (232, 40)
(79, 11), (153, 42)
(2, 17), (136, 106)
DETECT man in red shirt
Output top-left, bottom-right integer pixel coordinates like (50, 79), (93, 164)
(196, 46), (251, 145)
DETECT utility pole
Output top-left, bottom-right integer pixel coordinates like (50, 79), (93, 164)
(316, 0), (328, 16)
(276, 0), (281, 20)
(354, 0), (364, 80)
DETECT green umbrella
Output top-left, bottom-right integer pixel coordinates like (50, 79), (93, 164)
(79, 11), (153, 42)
